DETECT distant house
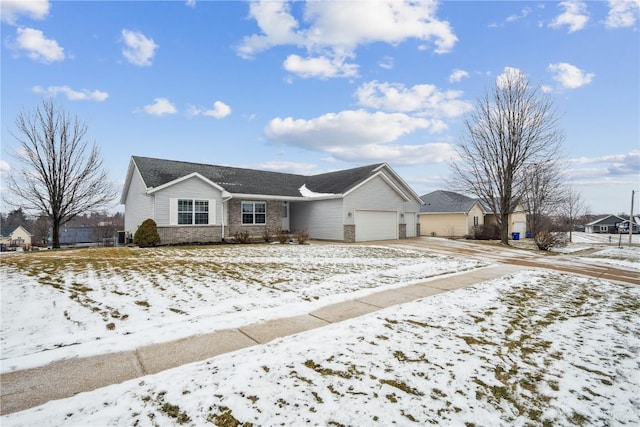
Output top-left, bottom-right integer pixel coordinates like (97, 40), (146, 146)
(616, 216), (640, 234)
(418, 191), (485, 237)
(418, 190), (527, 238)
(56, 226), (98, 246)
(584, 215), (625, 234)
(121, 156), (423, 244)
(0, 225), (32, 249)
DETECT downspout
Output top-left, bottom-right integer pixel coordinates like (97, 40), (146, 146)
(221, 191), (232, 242)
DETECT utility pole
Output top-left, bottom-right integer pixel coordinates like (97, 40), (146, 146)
(630, 190), (635, 247)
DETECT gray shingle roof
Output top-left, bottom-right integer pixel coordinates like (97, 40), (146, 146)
(132, 156), (385, 197)
(419, 190), (479, 213)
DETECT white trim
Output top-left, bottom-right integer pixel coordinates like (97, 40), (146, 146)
(230, 193), (340, 201)
(169, 198), (178, 225)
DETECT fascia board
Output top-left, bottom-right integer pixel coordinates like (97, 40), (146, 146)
(374, 163), (423, 203)
(119, 158), (136, 204)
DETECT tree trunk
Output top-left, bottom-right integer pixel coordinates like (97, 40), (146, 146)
(501, 212), (510, 245)
(52, 219), (61, 249)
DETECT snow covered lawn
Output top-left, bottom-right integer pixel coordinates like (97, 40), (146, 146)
(2, 270), (638, 426)
(580, 247), (640, 271)
(1, 244), (485, 371)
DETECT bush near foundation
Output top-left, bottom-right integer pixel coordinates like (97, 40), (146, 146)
(133, 219), (161, 247)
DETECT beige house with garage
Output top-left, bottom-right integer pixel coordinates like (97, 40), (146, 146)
(418, 190), (527, 238)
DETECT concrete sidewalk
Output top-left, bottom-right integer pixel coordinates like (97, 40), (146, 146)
(0, 264), (522, 416)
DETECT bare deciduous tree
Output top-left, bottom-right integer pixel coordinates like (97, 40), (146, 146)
(558, 187), (588, 243)
(450, 68), (564, 244)
(521, 159), (565, 248)
(5, 99), (117, 248)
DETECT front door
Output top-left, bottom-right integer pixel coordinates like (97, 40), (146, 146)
(281, 201), (290, 231)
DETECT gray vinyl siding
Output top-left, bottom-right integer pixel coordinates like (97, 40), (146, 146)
(344, 175), (416, 217)
(124, 167), (154, 235)
(290, 199), (344, 240)
(153, 177), (224, 226)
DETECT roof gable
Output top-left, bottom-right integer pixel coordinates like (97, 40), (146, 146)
(586, 215), (625, 226)
(419, 190), (480, 213)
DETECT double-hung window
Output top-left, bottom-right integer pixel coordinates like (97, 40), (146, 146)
(178, 199), (209, 225)
(242, 201), (266, 224)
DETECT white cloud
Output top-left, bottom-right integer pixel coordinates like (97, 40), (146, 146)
(188, 101), (232, 119)
(121, 29), (158, 66)
(570, 150), (639, 175)
(549, 1), (589, 32)
(283, 54), (358, 79)
(355, 81), (472, 120)
(496, 66), (528, 89)
(185, 0), (196, 8)
(449, 69), (469, 83)
(548, 62), (594, 89)
(266, 110), (430, 147)
(237, 1), (303, 59)
(32, 85), (109, 101)
(0, 160), (11, 177)
(264, 109), (456, 165)
(141, 98), (177, 116)
(378, 56), (394, 70)
(254, 161), (320, 175)
(12, 27), (64, 63)
(237, 1), (457, 79)
(605, 0), (640, 28)
(1, 0), (49, 24)
(506, 6), (532, 23)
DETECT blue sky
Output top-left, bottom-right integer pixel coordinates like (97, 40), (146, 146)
(1, 0), (639, 215)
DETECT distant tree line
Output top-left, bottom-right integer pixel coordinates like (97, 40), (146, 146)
(1, 208), (123, 247)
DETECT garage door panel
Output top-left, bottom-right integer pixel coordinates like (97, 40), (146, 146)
(355, 210), (397, 242)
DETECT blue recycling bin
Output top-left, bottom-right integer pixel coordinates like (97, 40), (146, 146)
(512, 232), (520, 240)
(526, 231), (532, 238)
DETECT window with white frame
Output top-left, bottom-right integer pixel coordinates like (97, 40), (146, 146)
(473, 216), (479, 226)
(178, 199), (209, 225)
(242, 201), (266, 224)
(599, 225), (609, 232)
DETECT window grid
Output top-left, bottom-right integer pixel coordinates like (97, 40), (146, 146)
(178, 199), (208, 225)
(242, 201), (267, 225)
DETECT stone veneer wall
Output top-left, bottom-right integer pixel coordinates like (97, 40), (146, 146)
(157, 225), (223, 245)
(343, 224), (355, 243)
(227, 199), (282, 238)
(399, 223), (406, 240)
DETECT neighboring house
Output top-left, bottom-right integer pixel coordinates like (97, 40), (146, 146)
(120, 156), (423, 244)
(482, 203), (528, 236)
(418, 191), (485, 237)
(0, 225), (32, 248)
(584, 215), (625, 233)
(617, 216), (640, 234)
(55, 226), (99, 246)
(418, 190), (527, 238)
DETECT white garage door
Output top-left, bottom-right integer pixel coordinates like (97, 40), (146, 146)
(512, 221), (526, 235)
(404, 212), (417, 238)
(355, 210), (398, 242)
